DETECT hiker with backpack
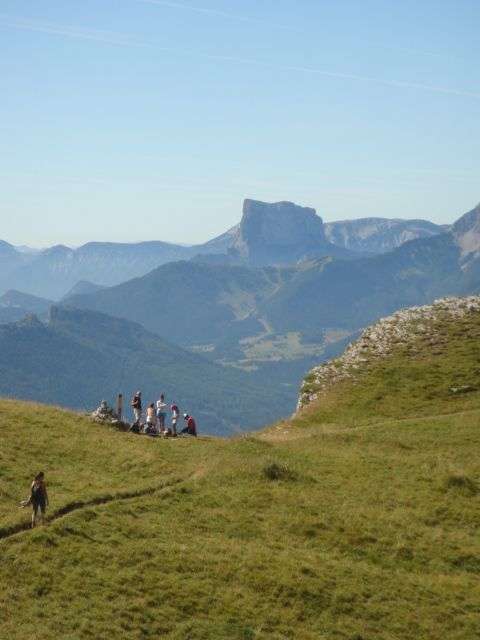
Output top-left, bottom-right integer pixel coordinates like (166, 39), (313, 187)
(27, 472), (49, 528)
(180, 413), (197, 437)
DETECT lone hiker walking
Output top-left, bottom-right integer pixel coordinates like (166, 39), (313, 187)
(29, 472), (48, 528)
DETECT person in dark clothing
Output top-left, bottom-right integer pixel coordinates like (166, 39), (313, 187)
(30, 472), (48, 528)
(131, 391), (142, 426)
(180, 414), (197, 437)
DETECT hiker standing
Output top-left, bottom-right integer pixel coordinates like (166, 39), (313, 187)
(145, 403), (157, 435)
(29, 472), (48, 528)
(181, 414), (197, 437)
(171, 403), (179, 437)
(131, 391), (142, 426)
(156, 394), (167, 429)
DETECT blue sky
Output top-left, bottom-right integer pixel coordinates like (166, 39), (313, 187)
(1, 0), (479, 246)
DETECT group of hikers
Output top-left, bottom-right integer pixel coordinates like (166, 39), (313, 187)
(129, 391), (197, 437)
(21, 393), (197, 528)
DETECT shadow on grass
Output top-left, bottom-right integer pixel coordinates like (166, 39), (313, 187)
(263, 462), (298, 482)
(443, 472), (478, 496)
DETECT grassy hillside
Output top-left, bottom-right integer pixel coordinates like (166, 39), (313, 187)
(1, 302), (480, 639)
(296, 298), (480, 427)
(0, 308), (289, 436)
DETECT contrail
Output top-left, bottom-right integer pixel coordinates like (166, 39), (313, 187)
(1, 15), (478, 99)
(136, 0), (463, 62)
(136, 0), (295, 30)
(0, 15), (150, 46)
(187, 53), (480, 99)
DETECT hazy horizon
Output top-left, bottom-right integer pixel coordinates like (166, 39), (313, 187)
(2, 194), (470, 250)
(1, 0), (479, 246)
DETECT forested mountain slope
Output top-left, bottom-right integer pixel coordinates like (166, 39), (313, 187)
(0, 290), (52, 324)
(0, 307), (288, 435)
(67, 260), (293, 346)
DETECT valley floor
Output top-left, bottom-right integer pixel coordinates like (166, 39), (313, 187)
(1, 399), (479, 639)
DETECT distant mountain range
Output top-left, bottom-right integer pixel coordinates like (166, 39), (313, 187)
(0, 198), (477, 431)
(65, 201), (480, 380)
(324, 217), (448, 254)
(0, 199), (447, 299)
(0, 289), (53, 324)
(0, 306), (289, 435)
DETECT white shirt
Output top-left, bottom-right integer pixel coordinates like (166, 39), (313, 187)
(156, 400), (167, 413)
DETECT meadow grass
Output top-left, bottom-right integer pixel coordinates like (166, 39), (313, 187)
(1, 311), (480, 638)
(293, 311), (480, 430)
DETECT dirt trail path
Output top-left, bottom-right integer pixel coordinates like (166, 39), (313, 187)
(260, 408), (480, 442)
(0, 474), (192, 543)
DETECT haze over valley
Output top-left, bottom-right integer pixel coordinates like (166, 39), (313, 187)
(1, 197), (480, 431)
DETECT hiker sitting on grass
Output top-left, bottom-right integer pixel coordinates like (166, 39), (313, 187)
(180, 414), (197, 437)
(28, 472), (49, 528)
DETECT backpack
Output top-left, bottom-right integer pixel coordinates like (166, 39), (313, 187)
(31, 481), (44, 500)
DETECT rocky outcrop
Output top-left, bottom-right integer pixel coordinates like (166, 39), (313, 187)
(298, 296), (480, 410)
(90, 400), (129, 430)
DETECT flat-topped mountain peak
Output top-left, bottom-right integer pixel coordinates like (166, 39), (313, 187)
(229, 198), (348, 265)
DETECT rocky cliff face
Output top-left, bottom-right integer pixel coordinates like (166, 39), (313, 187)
(298, 295), (480, 410)
(452, 203), (480, 258)
(229, 199), (348, 265)
(324, 218), (446, 254)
